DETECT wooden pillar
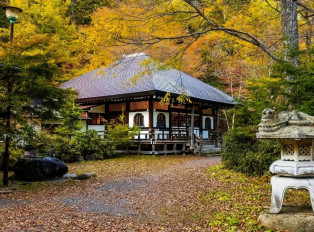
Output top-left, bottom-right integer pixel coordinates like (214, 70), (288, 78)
(105, 103), (109, 123)
(190, 105), (195, 149)
(164, 143), (167, 155)
(138, 143), (141, 155)
(214, 108), (218, 131)
(149, 98), (153, 138)
(125, 101), (130, 125)
(216, 109), (220, 131)
(169, 104), (172, 129)
(185, 105), (188, 135)
(199, 106), (203, 137)
(152, 142), (156, 155)
(169, 103), (172, 139)
(85, 113), (88, 131)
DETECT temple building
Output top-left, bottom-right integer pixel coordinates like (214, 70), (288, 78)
(58, 53), (236, 154)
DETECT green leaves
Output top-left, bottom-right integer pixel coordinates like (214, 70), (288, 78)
(222, 128), (280, 176)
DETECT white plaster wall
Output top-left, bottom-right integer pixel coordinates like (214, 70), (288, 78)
(88, 104), (105, 113)
(202, 116), (214, 139)
(153, 111), (169, 128)
(87, 125), (105, 132)
(202, 116), (214, 130)
(86, 125), (105, 137)
(129, 111), (149, 127)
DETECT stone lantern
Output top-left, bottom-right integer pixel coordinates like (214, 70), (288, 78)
(256, 109), (314, 213)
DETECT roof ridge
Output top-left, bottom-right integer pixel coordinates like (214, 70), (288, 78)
(123, 52), (146, 58)
(60, 53), (235, 106)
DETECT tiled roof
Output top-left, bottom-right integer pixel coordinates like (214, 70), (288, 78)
(60, 53), (235, 106)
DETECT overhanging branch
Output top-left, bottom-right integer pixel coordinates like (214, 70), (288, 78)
(182, 0), (281, 61)
(296, 0), (314, 14)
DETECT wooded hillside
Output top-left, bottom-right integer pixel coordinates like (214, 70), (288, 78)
(0, 0), (313, 116)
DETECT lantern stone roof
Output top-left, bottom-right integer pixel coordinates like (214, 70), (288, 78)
(60, 53), (235, 107)
(257, 109), (314, 139)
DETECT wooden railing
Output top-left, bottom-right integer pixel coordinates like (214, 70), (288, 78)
(192, 130), (223, 146)
(132, 128), (223, 147)
(133, 128), (189, 141)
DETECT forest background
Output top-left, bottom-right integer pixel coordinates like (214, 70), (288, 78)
(0, 0), (313, 176)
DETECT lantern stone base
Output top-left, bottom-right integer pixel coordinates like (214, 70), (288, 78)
(270, 176), (314, 214)
(259, 206), (314, 232)
(270, 160), (314, 176)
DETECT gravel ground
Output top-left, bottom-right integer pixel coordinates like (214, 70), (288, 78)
(0, 155), (221, 231)
(61, 157), (220, 217)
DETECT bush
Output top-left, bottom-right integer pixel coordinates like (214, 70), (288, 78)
(104, 124), (140, 155)
(36, 124), (139, 162)
(71, 130), (107, 161)
(0, 146), (23, 171)
(36, 130), (105, 162)
(222, 127), (280, 176)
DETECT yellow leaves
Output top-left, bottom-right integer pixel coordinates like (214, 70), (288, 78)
(160, 92), (171, 105)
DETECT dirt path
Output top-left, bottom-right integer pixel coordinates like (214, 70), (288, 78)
(0, 156), (221, 231)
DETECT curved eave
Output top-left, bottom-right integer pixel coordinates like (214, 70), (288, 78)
(74, 90), (236, 109)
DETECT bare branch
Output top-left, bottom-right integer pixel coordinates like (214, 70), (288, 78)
(265, 0), (280, 12)
(182, 0), (281, 61)
(296, 0), (314, 14)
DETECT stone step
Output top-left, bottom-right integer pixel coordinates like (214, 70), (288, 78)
(202, 147), (222, 154)
(202, 144), (217, 149)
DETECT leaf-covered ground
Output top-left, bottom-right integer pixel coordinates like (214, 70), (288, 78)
(0, 155), (311, 231)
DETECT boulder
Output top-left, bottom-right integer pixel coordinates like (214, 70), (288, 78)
(14, 157), (68, 181)
(259, 206), (314, 232)
(63, 173), (78, 179)
(63, 173), (96, 180)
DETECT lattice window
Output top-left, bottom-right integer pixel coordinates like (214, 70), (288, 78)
(283, 144), (294, 156)
(298, 144), (311, 156)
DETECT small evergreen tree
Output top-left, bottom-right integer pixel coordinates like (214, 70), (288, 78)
(54, 94), (83, 138)
(0, 38), (71, 186)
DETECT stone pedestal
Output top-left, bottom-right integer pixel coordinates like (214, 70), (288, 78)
(270, 176), (314, 214)
(259, 206), (314, 232)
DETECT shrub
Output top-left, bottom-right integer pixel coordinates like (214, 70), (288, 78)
(71, 130), (107, 161)
(104, 124), (140, 155)
(36, 124), (139, 162)
(222, 127), (280, 176)
(0, 146), (23, 171)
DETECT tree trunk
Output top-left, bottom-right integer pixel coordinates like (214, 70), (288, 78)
(3, 79), (12, 186)
(281, 0), (300, 68)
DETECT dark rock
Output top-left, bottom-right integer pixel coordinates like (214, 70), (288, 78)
(75, 173), (97, 180)
(14, 157), (68, 181)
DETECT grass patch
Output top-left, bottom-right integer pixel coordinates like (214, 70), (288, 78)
(193, 165), (312, 231)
